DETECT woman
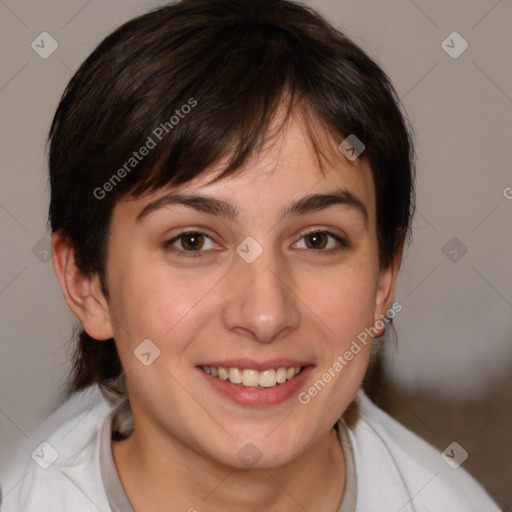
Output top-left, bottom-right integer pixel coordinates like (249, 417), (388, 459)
(3, 0), (501, 510)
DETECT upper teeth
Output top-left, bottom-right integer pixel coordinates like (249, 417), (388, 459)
(202, 365), (302, 388)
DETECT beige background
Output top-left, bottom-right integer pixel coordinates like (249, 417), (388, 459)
(0, 0), (511, 508)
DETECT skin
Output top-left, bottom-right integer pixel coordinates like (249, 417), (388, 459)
(52, 105), (403, 511)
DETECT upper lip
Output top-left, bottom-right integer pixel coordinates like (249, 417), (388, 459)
(197, 359), (313, 371)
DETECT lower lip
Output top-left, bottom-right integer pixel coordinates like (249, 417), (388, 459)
(197, 366), (314, 406)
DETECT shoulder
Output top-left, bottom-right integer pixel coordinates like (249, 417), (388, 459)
(344, 389), (502, 512)
(2, 384), (123, 512)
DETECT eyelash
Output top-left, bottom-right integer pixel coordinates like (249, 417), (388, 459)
(163, 229), (350, 259)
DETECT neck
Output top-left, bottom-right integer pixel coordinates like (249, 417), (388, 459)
(112, 421), (345, 512)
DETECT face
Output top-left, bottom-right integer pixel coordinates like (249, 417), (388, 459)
(100, 109), (397, 469)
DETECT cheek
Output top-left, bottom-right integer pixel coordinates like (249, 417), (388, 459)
(109, 260), (220, 349)
(302, 262), (378, 341)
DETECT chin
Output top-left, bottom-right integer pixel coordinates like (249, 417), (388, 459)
(212, 430), (307, 470)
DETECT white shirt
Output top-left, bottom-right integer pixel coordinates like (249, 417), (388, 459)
(1, 384), (502, 511)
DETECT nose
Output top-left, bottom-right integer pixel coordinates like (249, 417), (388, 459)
(222, 246), (301, 343)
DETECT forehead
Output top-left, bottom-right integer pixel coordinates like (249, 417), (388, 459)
(117, 106), (376, 225)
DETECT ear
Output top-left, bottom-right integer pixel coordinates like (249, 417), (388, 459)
(51, 231), (114, 340)
(373, 238), (404, 333)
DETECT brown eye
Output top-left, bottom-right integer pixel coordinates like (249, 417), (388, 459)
(180, 232), (205, 251)
(164, 231), (217, 258)
(304, 232), (329, 249)
(293, 230), (349, 253)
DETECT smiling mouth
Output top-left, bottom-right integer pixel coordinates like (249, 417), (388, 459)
(200, 365), (304, 388)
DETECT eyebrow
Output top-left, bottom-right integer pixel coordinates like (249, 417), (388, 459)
(136, 187), (368, 227)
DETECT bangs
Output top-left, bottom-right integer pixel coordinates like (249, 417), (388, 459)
(100, 17), (359, 200)
(128, 93), (348, 199)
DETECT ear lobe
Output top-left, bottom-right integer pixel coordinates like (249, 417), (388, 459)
(51, 231), (113, 341)
(373, 240), (404, 328)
